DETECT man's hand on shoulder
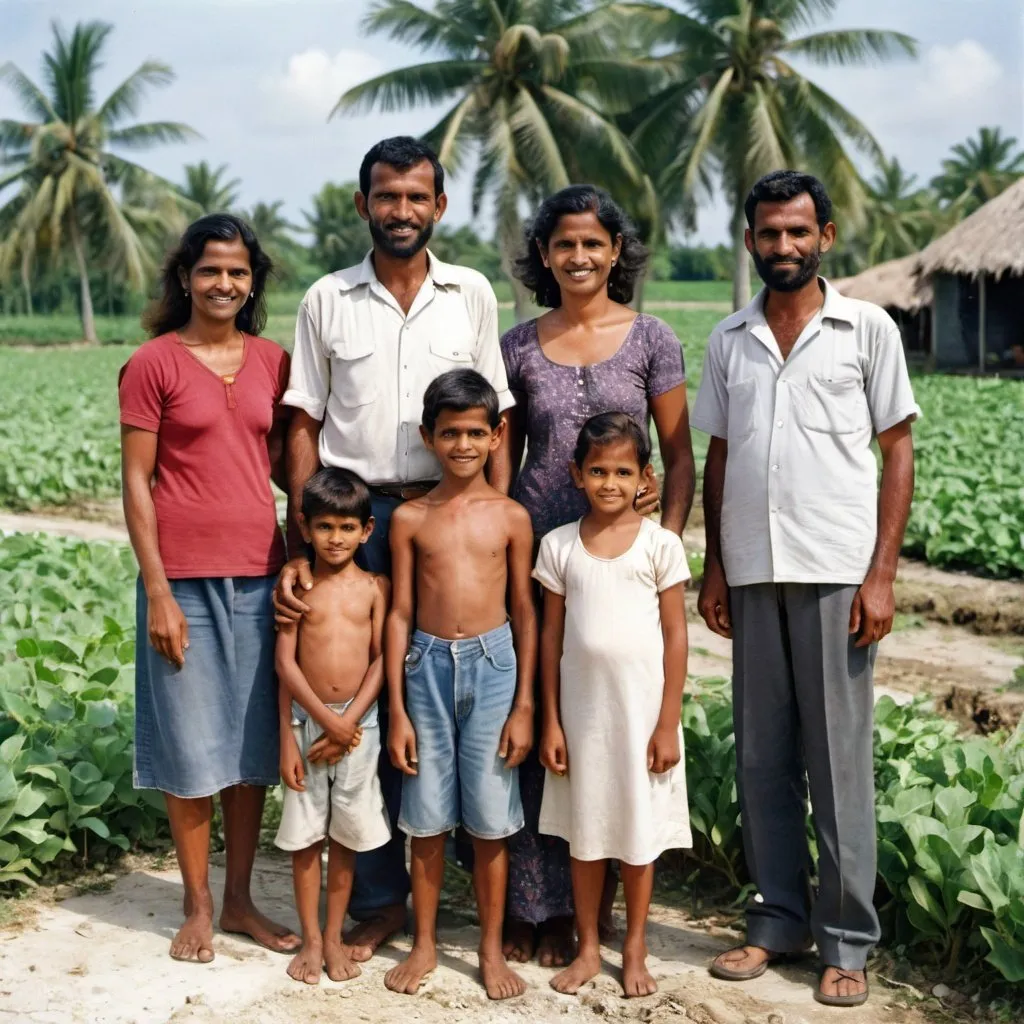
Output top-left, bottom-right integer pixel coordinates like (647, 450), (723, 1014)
(273, 556), (314, 625)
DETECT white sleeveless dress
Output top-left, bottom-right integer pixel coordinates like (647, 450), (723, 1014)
(533, 518), (693, 865)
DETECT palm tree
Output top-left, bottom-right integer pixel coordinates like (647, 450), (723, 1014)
(179, 160), (240, 215)
(333, 0), (660, 313)
(618, 0), (917, 308)
(858, 157), (940, 266)
(931, 127), (1024, 215)
(303, 181), (370, 273)
(0, 21), (196, 341)
(243, 199), (307, 283)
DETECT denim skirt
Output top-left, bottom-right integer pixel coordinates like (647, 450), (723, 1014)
(133, 576), (280, 798)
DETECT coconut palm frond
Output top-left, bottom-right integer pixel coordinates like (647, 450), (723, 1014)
(331, 60), (483, 117)
(784, 28), (917, 66)
(97, 61), (176, 125)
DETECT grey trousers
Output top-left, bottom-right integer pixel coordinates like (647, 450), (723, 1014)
(731, 582), (880, 970)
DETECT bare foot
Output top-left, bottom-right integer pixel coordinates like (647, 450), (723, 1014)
(220, 897), (301, 954)
(323, 935), (361, 982)
(480, 948), (527, 1000)
(286, 938), (323, 985)
(384, 942), (437, 995)
(345, 903), (406, 963)
(537, 916), (575, 967)
(622, 936), (657, 998)
(550, 947), (601, 994)
(170, 906), (215, 963)
(502, 918), (536, 963)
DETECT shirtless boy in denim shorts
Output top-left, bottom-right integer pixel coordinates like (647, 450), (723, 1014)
(384, 369), (537, 1001)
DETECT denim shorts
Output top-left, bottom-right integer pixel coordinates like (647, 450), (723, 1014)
(398, 622), (524, 841)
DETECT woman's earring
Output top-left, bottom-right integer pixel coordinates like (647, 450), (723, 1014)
(183, 288), (190, 296)
(611, 259), (617, 266)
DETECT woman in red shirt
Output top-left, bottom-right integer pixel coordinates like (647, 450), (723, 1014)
(120, 215), (299, 963)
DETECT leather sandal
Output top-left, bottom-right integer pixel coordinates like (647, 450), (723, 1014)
(709, 944), (809, 982)
(814, 967), (869, 1007)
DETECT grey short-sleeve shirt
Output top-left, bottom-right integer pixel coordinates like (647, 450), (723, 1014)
(690, 280), (920, 587)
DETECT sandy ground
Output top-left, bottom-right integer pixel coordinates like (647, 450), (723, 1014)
(0, 859), (929, 1024)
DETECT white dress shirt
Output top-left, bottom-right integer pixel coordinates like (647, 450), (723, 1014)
(283, 250), (514, 485)
(691, 280), (921, 587)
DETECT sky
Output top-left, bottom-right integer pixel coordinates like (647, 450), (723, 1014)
(2, 0), (1022, 244)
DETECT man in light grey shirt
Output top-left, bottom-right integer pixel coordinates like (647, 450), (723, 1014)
(274, 137), (513, 962)
(692, 171), (918, 1008)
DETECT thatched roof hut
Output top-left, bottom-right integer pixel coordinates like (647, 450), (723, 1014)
(832, 255), (932, 313)
(916, 178), (1024, 371)
(917, 177), (1024, 279)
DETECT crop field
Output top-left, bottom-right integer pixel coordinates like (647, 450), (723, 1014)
(0, 534), (165, 887)
(0, 307), (1020, 576)
(905, 376), (1024, 577)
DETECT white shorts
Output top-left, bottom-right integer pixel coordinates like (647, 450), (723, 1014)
(274, 701), (391, 853)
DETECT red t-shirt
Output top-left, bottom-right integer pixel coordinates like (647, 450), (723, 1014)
(118, 332), (290, 578)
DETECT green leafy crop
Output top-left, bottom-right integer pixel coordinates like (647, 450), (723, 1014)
(0, 534), (166, 885)
(907, 376), (1024, 577)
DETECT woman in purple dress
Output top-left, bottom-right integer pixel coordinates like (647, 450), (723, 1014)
(492, 185), (696, 965)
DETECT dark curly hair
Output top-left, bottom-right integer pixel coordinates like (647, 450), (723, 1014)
(514, 185), (648, 308)
(744, 170), (832, 230)
(143, 214), (273, 338)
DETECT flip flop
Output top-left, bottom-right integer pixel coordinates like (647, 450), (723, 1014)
(814, 967), (869, 1007)
(709, 944), (811, 981)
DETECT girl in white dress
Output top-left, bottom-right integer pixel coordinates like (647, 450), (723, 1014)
(533, 412), (691, 999)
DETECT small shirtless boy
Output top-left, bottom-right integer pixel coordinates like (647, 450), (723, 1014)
(385, 368), (537, 1001)
(275, 468), (392, 985)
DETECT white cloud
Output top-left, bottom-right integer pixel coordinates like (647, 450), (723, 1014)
(260, 47), (383, 127)
(914, 40), (1004, 112)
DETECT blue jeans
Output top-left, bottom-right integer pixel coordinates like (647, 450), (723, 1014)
(399, 623), (523, 840)
(349, 493), (410, 917)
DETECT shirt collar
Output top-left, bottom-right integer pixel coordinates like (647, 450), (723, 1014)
(727, 277), (858, 332)
(336, 248), (460, 292)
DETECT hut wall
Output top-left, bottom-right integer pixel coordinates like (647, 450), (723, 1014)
(933, 272), (1024, 370)
(933, 273), (973, 369)
(988, 275), (1024, 363)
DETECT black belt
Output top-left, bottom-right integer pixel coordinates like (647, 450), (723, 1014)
(369, 481), (437, 501)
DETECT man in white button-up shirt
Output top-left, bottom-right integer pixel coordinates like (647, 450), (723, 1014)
(692, 172), (918, 1008)
(275, 137), (514, 960)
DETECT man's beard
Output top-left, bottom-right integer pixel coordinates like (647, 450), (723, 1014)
(368, 215), (434, 259)
(752, 246), (821, 292)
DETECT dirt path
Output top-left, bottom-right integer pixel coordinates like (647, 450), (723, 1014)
(0, 859), (928, 1024)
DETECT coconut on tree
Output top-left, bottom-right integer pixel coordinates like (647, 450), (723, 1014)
(332, 0), (661, 313)
(618, 0), (917, 308)
(0, 20), (196, 342)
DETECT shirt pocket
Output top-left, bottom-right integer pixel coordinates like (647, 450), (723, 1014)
(800, 374), (870, 434)
(726, 377), (758, 442)
(329, 336), (378, 407)
(428, 334), (474, 365)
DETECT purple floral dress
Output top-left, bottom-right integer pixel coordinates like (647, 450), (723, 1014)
(501, 313), (686, 924)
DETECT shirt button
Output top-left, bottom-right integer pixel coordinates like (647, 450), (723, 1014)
(776, 420), (783, 427)
(771, 464), (779, 472)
